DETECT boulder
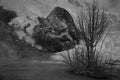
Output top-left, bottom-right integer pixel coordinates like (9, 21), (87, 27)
(33, 7), (80, 44)
(32, 7), (80, 52)
(46, 7), (79, 43)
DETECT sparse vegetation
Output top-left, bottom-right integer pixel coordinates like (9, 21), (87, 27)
(0, 1), (120, 80)
(62, 0), (120, 79)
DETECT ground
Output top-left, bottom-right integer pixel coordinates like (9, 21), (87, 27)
(0, 57), (93, 80)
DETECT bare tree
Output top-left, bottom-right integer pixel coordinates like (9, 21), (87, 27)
(77, 0), (108, 68)
(61, 0), (119, 78)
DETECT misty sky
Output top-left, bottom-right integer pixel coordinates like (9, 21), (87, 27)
(109, 0), (120, 8)
(0, 0), (120, 17)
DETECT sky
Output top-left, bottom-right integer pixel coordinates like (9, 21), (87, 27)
(0, 0), (120, 17)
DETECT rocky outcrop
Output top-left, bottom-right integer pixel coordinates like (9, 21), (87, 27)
(9, 16), (40, 36)
(47, 7), (80, 43)
(9, 7), (79, 52)
(9, 16), (42, 50)
(32, 7), (80, 52)
(34, 7), (79, 43)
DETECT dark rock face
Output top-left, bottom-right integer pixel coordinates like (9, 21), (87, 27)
(33, 7), (80, 52)
(0, 6), (17, 23)
(47, 7), (75, 25)
(33, 7), (80, 44)
(46, 7), (79, 43)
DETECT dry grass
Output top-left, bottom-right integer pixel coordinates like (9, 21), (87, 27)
(61, 47), (120, 79)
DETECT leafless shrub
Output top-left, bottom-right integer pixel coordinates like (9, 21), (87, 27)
(62, 0), (119, 79)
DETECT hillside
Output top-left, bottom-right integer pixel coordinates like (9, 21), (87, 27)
(0, 21), (42, 58)
(1, 0), (120, 59)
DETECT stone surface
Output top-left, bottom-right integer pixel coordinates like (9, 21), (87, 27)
(33, 7), (79, 43)
(9, 16), (42, 50)
(46, 7), (79, 43)
(32, 7), (80, 52)
(9, 16), (40, 36)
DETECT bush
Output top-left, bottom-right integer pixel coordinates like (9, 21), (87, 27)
(61, 0), (120, 79)
(61, 47), (118, 79)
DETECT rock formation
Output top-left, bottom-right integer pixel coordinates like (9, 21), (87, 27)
(9, 16), (42, 50)
(32, 7), (80, 52)
(34, 7), (79, 43)
(9, 16), (40, 36)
